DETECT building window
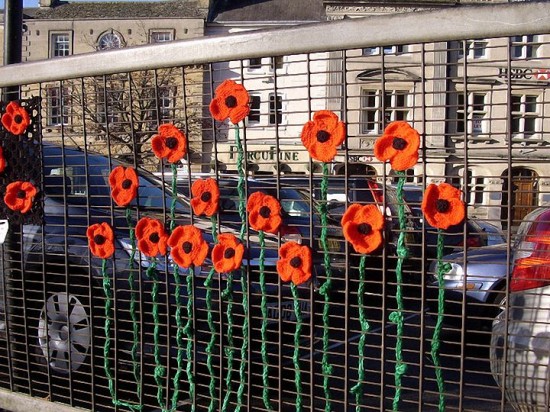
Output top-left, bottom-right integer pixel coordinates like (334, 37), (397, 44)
(269, 93), (282, 125)
(360, 89), (409, 134)
(458, 40), (487, 59)
(96, 86), (122, 125)
(456, 93), (486, 135)
(511, 35), (538, 59)
(362, 45), (406, 56)
(248, 95), (261, 124)
(248, 58), (263, 70)
(97, 30), (124, 51)
(247, 57), (284, 72)
(50, 32), (71, 58)
(158, 87), (175, 120)
(512, 94), (539, 139)
(46, 86), (70, 126)
(150, 31), (174, 43)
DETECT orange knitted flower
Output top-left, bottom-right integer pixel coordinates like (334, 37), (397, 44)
(87, 222), (115, 259)
(421, 183), (465, 230)
(209, 80), (250, 124)
(212, 233), (245, 274)
(109, 166), (138, 207)
(4, 181), (37, 214)
(151, 124), (187, 164)
(190, 178), (220, 217)
(1, 101), (30, 136)
(246, 191), (282, 234)
(300, 110), (346, 163)
(374, 121), (420, 171)
(168, 225), (209, 268)
(0, 147), (6, 173)
(135, 217), (169, 257)
(341, 204), (384, 254)
(276, 242), (312, 286)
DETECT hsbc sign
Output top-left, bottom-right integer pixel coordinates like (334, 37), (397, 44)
(498, 68), (550, 80)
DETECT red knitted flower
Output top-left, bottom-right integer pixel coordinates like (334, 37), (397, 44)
(374, 121), (420, 171)
(190, 178), (220, 217)
(135, 217), (169, 257)
(151, 124), (187, 164)
(1, 101), (30, 136)
(421, 183), (465, 230)
(300, 110), (346, 163)
(212, 233), (244, 274)
(168, 225), (209, 268)
(276, 242), (312, 286)
(4, 181), (37, 214)
(87, 222), (115, 259)
(341, 204), (384, 254)
(109, 166), (138, 207)
(246, 191), (282, 234)
(209, 80), (251, 124)
(0, 147), (6, 173)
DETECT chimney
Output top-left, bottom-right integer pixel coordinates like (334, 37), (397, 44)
(39, 0), (58, 8)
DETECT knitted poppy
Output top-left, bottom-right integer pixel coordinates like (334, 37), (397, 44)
(109, 166), (138, 207)
(1, 101), (30, 136)
(374, 121), (420, 171)
(211, 233), (245, 274)
(4, 181), (37, 214)
(87, 222), (115, 259)
(421, 183), (465, 230)
(0, 147), (6, 173)
(190, 178), (220, 217)
(276, 242), (312, 286)
(151, 124), (187, 164)
(246, 191), (282, 234)
(168, 225), (209, 268)
(209, 79), (251, 124)
(300, 110), (346, 163)
(341, 204), (384, 254)
(135, 217), (169, 257)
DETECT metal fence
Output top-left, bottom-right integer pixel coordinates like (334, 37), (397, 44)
(0, 2), (550, 411)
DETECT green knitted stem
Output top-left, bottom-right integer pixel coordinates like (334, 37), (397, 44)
(221, 271), (236, 412)
(205, 268), (218, 412)
(150, 264), (166, 410)
(125, 207), (142, 400)
(391, 172), (408, 412)
(235, 269), (249, 412)
(291, 283), (304, 412)
(350, 255), (370, 410)
(431, 231), (446, 411)
(317, 163), (333, 412)
(101, 259), (143, 411)
(170, 263), (186, 412)
(259, 230), (273, 410)
(184, 269), (196, 412)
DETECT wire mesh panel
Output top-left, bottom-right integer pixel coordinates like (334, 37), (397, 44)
(0, 4), (550, 411)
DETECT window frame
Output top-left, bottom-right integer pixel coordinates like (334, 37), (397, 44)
(360, 89), (410, 135)
(50, 31), (72, 58)
(511, 34), (538, 60)
(458, 39), (487, 60)
(149, 30), (175, 44)
(362, 45), (407, 56)
(45, 85), (70, 127)
(456, 92), (487, 136)
(511, 93), (540, 141)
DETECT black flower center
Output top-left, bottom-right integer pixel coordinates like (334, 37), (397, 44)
(392, 137), (407, 151)
(201, 191), (212, 202)
(16, 190), (26, 199)
(290, 256), (302, 268)
(259, 206), (271, 219)
(94, 234), (106, 245)
(14, 114), (23, 124)
(165, 137), (178, 149)
(122, 179), (132, 189)
(316, 130), (330, 143)
(225, 95), (237, 108)
(436, 199), (450, 213)
(182, 241), (193, 254)
(224, 247), (235, 259)
(149, 232), (160, 243)
(357, 223), (372, 235)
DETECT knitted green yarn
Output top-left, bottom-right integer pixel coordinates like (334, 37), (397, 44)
(317, 163), (333, 412)
(221, 271), (236, 412)
(184, 270), (196, 412)
(291, 283), (304, 412)
(235, 269), (249, 412)
(350, 255), (370, 410)
(170, 263), (186, 412)
(150, 266), (166, 410)
(205, 268), (218, 412)
(392, 172), (409, 412)
(431, 230), (446, 412)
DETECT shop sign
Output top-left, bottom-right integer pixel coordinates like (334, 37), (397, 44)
(498, 67), (550, 80)
(348, 155), (374, 163)
(228, 145), (300, 162)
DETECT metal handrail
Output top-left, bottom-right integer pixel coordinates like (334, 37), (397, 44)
(0, 1), (549, 87)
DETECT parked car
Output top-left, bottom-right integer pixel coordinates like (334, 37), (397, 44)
(490, 207), (550, 411)
(427, 243), (511, 329)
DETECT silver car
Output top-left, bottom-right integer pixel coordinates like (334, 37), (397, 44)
(491, 207), (550, 411)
